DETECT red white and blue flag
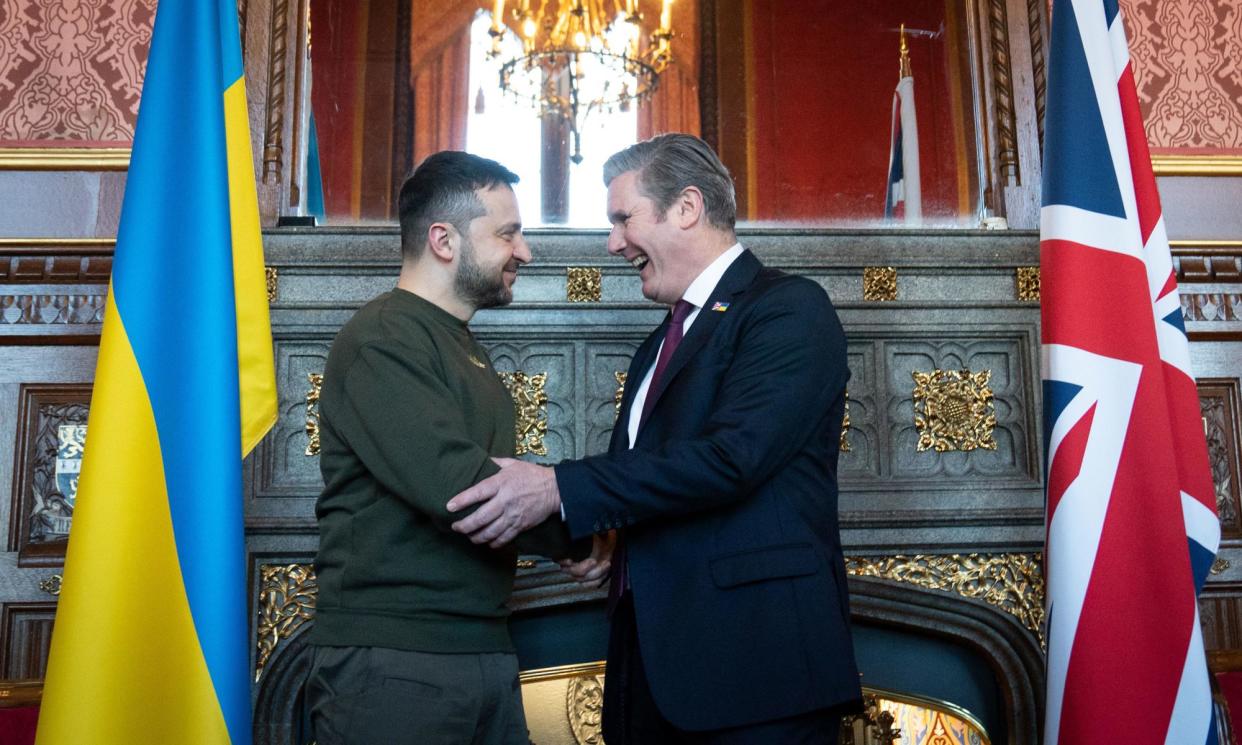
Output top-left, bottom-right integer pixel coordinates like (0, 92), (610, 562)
(1041, 1), (1219, 744)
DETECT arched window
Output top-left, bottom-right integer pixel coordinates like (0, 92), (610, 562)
(466, 11), (637, 227)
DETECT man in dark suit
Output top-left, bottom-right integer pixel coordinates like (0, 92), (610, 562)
(448, 133), (860, 744)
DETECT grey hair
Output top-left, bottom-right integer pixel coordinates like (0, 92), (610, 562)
(603, 133), (737, 230)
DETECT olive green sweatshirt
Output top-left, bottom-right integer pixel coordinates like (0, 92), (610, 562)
(311, 289), (578, 653)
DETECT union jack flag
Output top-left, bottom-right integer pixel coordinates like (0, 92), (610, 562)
(1041, 1), (1219, 744)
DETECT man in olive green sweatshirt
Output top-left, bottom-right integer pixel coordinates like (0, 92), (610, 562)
(306, 152), (581, 745)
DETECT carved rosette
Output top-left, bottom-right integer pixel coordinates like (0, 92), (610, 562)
(863, 267), (897, 302)
(846, 553), (1045, 645)
(840, 390), (852, 453)
(566, 673), (606, 745)
(912, 369), (998, 452)
(305, 372), (323, 456)
(613, 371), (627, 421)
(265, 266), (278, 302)
(254, 564), (318, 682)
(500, 371), (549, 456)
(39, 574), (63, 596)
(1016, 266), (1040, 301)
(567, 267), (603, 302)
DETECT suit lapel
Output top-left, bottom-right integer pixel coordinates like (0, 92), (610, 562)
(638, 251), (763, 432)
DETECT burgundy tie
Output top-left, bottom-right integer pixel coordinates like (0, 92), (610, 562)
(608, 299), (695, 613)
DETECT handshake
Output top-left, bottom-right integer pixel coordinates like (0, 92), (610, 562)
(447, 456), (617, 585)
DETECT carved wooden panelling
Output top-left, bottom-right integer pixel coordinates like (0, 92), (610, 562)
(1181, 293), (1242, 323)
(0, 0), (154, 145)
(840, 346), (880, 479)
(1199, 378), (1242, 539)
(1122, 0), (1242, 151)
(483, 341), (576, 462)
(0, 294), (106, 325)
(9, 384), (91, 567)
(585, 343), (642, 456)
(1201, 592), (1242, 652)
(0, 602), (56, 679)
(0, 253), (113, 283)
(887, 339), (1034, 480)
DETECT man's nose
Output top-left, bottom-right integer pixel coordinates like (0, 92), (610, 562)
(606, 226), (625, 255)
(513, 233), (532, 264)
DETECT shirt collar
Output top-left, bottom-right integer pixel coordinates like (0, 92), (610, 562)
(680, 243), (745, 310)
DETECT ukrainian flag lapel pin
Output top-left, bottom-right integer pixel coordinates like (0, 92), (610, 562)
(711, 301), (730, 312)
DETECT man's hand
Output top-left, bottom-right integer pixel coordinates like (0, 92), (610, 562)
(559, 531), (616, 585)
(448, 458), (561, 548)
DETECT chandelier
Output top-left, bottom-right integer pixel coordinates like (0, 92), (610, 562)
(488, 0), (675, 162)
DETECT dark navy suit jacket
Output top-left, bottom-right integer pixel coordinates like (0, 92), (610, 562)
(555, 250), (862, 731)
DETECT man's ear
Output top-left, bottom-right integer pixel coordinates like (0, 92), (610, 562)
(675, 186), (705, 229)
(426, 222), (456, 262)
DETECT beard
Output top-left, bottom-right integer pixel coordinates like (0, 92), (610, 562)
(454, 235), (512, 310)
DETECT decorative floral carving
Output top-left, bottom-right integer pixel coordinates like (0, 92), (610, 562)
(265, 266), (278, 302)
(500, 371), (549, 456)
(304, 372), (322, 456)
(613, 371), (626, 421)
(846, 553), (1045, 645)
(254, 563), (318, 682)
(840, 390), (852, 453)
(567, 267), (602, 302)
(566, 673), (606, 745)
(912, 369), (998, 452)
(863, 267), (897, 302)
(1016, 266), (1040, 301)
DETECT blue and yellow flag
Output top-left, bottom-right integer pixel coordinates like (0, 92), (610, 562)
(36, 1), (277, 743)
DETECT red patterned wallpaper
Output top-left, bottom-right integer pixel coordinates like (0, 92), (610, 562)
(0, 0), (155, 147)
(1123, 0), (1242, 154)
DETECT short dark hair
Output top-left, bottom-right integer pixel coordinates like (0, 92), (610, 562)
(398, 151), (520, 259)
(603, 133), (736, 230)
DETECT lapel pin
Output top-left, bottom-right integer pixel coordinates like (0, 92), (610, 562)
(711, 301), (730, 312)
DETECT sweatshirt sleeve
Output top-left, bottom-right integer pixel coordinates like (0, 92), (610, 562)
(332, 341), (581, 559)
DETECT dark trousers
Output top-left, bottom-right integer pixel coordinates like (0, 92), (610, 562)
(306, 645), (529, 745)
(602, 592), (842, 745)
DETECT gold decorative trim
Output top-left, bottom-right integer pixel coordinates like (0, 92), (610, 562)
(840, 390), (852, 453)
(863, 686), (992, 745)
(863, 267), (897, 302)
(518, 661), (986, 745)
(265, 266), (278, 302)
(1169, 240), (1242, 248)
(566, 267), (602, 302)
(1152, 155), (1242, 176)
(255, 563), (318, 682)
(1016, 266), (1040, 301)
(0, 238), (116, 248)
(500, 371), (549, 456)
(38, 574), (63, 596)
(1212, 557), (1231, 575)
(516, 558), (537, 569)
(305, 372), (323, 456)
(0, 148), (130, 170)
(846, 553), (1044, 645)
(613, 371), (627, 421)
(913, 369), (998, 452)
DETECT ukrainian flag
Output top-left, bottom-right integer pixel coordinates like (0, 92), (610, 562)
(36, 0), (276, 742)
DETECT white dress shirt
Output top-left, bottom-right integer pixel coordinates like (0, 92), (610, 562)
(625, 243), (747, 448)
